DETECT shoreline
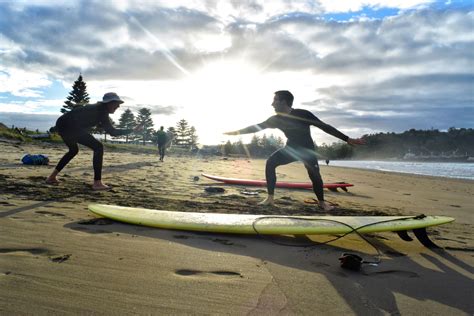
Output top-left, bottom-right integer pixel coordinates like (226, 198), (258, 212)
(325, 163), (474, 183)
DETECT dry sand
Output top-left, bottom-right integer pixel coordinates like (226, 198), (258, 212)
(0, 140), (473, 314)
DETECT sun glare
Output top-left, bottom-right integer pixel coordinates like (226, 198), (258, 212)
(180, 60), (273, 144)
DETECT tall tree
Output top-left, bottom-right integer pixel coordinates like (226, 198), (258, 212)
(117, 109), (136, 143)
(136, 108), (154, 145)
(61, 74), (90, 113)
(175, 119), (190, 147)
(188, 126), (199, 149)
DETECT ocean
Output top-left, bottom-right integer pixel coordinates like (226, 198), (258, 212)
(324, 160), (474, 180)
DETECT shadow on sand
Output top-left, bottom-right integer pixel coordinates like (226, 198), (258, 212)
(65, 219), (474, 315)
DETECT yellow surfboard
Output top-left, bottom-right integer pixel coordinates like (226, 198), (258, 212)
(88, 204), (454, 236)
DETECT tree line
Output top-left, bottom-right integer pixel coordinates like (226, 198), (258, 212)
(221, 134), (285, 157)
(218, 127), (474, 160)
(318, 128), (474, 160)
(57, 74), (198, 148)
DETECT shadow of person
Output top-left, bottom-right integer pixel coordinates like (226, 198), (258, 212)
(64, 219), (474, 315)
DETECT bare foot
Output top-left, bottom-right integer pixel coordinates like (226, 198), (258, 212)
(258, 196), (274, 206)
(45, 177), (60, 185)
(92, 183), (110, 191)
(319, 201), (335, 212)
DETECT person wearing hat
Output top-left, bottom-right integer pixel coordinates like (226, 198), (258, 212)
(46, 92), (135, 190)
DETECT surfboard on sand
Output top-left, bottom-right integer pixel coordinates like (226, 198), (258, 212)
(201, 173), (353, 191)
(88, 204), (454, 248)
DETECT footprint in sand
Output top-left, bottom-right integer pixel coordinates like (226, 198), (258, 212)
(78, 218), (114, 225)
(0, 248), (71, 263)
(35, 211), (66, 217)
(175, 269), (243, 278)
(173, 235), (190, 239)
(365, 270), (419, 278)
(211, 238), (234, 246)
(0, 248), (49, 255)
(49, 254), (71, 263)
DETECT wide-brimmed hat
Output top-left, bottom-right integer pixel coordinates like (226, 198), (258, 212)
(99, 92), (124, 104)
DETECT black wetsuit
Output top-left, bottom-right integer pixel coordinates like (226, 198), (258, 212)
(54, 103), (132, 180)
(256, 109), (348, 201)
(156, 130), (167, 161)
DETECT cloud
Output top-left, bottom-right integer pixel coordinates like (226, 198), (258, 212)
(0, 1), (472, 143)
(123, 104), (178, 115)
(0, 112), (59, 131)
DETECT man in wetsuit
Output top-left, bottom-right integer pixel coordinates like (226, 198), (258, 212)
(156, 126), (168, 162)
(46, 92), (135, 190)
(224, 90), (365, 211)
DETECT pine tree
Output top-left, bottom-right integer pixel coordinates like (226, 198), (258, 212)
(117, 109), (136, 143)
(136, 108), (154, 145)
(249, 134), (260, 156)
(175, 119), (190, 147)
(223, 140), (233, 156)
(61, 74), (90, 113)
(188, 126), (199, 149)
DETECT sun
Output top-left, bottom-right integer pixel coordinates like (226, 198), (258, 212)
(179, 60), (274, 144)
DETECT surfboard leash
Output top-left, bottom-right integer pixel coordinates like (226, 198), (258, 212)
(251, 215), (429, 270)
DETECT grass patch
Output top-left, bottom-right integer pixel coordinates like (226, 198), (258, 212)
(0, 129), (28, 142)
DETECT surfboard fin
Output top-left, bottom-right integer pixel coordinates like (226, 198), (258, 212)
(413, 228), (440, 248)
(341, 187), (348, 192)
(397, 228), (440, 248)
(397, 230), (413, 241)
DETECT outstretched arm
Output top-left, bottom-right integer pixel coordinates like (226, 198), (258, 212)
(309, 113), (365, 145)
(224, 123), (267, 136)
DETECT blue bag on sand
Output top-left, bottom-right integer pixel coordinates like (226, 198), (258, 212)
(21, 154), (50, 165)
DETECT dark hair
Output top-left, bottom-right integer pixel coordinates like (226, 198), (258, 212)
(274, 90), (294, 107)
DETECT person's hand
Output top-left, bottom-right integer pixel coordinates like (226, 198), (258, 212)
(347, 138), (366, 146)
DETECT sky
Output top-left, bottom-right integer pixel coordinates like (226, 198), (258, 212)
(0, 0), (473, 145)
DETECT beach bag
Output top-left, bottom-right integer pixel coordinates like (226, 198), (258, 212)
(21, 154), (50, 165)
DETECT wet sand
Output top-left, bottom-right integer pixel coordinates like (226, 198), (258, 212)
(1, 140), (473, 314)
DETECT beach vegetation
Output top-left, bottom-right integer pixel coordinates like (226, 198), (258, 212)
(0, 125), (28, 142)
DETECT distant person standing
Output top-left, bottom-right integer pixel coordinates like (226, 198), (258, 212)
(224, 90), (365, 211)
(156, 126), (168, 162)
(325, 159), (330, 165)
(46, 92), (135, 190)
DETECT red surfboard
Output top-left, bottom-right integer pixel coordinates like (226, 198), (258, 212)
(201, 173), (353, 191)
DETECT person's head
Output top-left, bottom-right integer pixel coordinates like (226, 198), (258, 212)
(160, 126), (164, 131)
(272, 90), (293, 114)
(100, 92), (124, 114)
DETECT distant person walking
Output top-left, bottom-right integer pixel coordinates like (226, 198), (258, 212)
(46, 92), (135, 190)
(156, 126), (168, 162)
(224, 90), (365, 211)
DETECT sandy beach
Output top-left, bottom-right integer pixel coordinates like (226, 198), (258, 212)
(1, 140), (473, 314)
